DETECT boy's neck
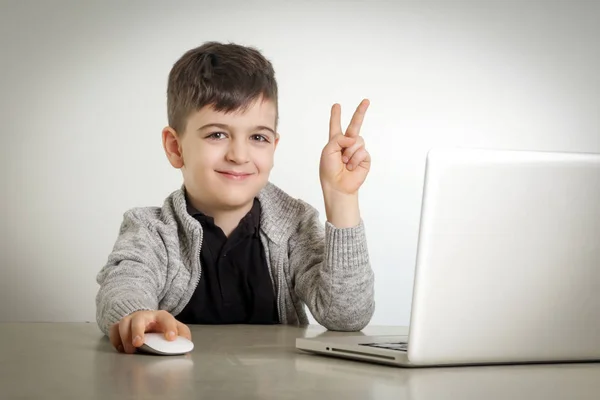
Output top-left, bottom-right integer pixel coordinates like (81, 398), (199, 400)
(211, 204), (253, 237)
(187, 194), (254, 237)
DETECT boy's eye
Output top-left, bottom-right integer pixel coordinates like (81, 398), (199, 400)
(207, 132), (227, 140)
(251, 134), (269, 142)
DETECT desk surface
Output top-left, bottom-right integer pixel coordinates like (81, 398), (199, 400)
(1, 323), (599, 399)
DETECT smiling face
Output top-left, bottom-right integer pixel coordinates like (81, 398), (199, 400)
(163, 96), (279, 214)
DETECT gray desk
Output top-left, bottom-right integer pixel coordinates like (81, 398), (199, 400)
(1, 323), (599, 399)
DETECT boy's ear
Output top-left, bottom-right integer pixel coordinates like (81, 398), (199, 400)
(274, 133), (280, 149)
(162, 126), (184, 168)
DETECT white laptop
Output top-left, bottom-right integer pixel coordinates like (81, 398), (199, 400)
(296, 147), (600, 367)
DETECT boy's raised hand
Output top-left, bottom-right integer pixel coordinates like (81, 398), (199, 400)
(319, 99), (371, 196)
(109, 310), (192, 354)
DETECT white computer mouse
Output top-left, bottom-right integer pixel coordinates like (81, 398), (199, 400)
(137, 333), (194, 356)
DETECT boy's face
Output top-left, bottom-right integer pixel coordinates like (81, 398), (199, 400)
(164, 97), (279, 212)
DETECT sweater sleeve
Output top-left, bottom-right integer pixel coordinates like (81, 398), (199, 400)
(95, 210), (168, 335)
(289, 202), (375, 331)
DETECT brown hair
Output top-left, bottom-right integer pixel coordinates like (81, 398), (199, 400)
(167, 41), (278, 134)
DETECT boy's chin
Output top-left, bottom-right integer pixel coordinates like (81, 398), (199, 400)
(187, 179), (267, 209)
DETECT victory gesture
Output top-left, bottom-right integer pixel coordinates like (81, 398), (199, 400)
(319, 99), (371, 196)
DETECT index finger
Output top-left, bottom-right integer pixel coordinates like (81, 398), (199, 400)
(176, 321), (192, 341)
(329, 103), (342, 140)
(154, 310), (178, 340)
(345, 98), (370, 138)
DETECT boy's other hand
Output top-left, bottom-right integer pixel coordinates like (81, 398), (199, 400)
(319, 99), (371, 196)
(109, 310), (192, 354)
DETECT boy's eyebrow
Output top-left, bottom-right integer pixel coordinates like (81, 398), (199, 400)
(197, 123), (276, 136)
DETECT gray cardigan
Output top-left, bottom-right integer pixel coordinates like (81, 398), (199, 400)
(95, 182), (375, 335)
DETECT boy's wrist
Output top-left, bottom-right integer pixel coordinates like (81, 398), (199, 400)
(322, 189), (360, 228)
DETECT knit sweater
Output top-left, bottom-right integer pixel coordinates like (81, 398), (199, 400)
(95, 182), (375, 335)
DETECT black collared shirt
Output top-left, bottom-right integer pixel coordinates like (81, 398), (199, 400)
(176, 198), (279, 325)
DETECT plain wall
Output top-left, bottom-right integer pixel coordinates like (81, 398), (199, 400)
(1, 0), (599, 325)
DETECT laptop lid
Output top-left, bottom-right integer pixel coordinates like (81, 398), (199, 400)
(407, 148), (600, 365)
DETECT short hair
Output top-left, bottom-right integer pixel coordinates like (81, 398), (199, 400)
(167, 41), (278, 133)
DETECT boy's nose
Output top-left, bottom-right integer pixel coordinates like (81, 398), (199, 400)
(225, 141), (250, 164)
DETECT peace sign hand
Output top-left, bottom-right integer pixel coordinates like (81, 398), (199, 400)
(319, 99), (371, 196)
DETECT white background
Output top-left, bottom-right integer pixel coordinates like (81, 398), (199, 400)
(1, 0), (599, 325)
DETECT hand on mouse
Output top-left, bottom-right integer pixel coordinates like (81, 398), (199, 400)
(109, 310), (192, 354)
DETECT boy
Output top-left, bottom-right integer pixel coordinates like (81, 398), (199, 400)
(96, 41), (375, 354)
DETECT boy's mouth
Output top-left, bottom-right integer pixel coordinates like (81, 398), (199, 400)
(216, 170), (254, 181)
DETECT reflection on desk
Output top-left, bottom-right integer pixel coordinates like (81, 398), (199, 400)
(0, 323), (599, 400)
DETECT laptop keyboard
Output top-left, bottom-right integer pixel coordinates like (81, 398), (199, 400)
(359, 342), (408, 352)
